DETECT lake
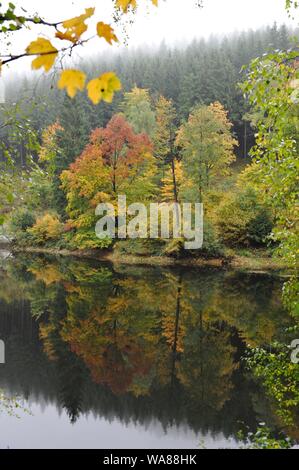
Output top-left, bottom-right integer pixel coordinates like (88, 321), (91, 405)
(0, 252), (291, 449)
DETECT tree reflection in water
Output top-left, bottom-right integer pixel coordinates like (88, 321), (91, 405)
(0, 254), (296, 443)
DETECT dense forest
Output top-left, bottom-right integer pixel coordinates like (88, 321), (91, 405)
(0, 24), (296, 260)
(1, 23), (295, 163)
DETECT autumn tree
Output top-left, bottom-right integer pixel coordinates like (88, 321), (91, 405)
(61, 114), (156, 248)
(39, 121), (63, 176)
(91, 114), (155, 198)
(176, 102), (237, 202)
(160, 161), (184, 203)
(154, 96), (182, 203)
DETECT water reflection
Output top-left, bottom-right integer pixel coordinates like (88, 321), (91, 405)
(0, 254), (292, 448)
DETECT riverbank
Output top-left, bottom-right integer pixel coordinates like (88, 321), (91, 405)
(8, 245), (291, 274)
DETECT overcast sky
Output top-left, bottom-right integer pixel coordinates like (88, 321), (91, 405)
(0, 0), (297, 78)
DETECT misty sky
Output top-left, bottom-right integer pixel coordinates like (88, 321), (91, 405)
(1, 0), (297, 78)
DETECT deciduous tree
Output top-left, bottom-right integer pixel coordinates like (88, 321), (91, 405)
(176, 102), (237, 202)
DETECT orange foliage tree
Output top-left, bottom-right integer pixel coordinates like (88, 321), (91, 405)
(60, 114), (156, 248)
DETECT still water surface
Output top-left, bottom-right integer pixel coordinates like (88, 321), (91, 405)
(0, 253), (289, 449)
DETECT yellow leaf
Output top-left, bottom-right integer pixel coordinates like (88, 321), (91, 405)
(116, 0), (137, 13)
(87, 72), (122, 105)
(60, 7), (95, 43)
(116, 0), (157, 12)
(26, 38), (58, 72)
(58, 69), (86, 98)
(55, 31), (75, 42)
(96, 22), (118, 45)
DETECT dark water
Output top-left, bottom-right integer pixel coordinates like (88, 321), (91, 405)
(0, 252), (291, 449)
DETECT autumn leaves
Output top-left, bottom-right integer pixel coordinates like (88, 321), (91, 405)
(24, 1), (158, 105)
(25, 7), (120, 105)
(57, 70), (121, 105)
(86, 73), (122, 105)
(26, 38), (58, 73)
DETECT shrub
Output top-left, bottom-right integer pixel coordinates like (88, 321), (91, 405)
(10, 209), (36, 233)
(247, 208), (274, 244)
(67, 228), (113, 250)
(200, 219), (224, 257)
(216, 188), (273, 247)
(28, 213), (64, 245)
(115, 238), (165, 256)
(163, 219), (224, 259)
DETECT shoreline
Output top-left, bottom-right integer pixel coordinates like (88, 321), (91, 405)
(7, 245), (291, 275)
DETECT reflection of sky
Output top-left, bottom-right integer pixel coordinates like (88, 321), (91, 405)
(0, 401), (238, 449)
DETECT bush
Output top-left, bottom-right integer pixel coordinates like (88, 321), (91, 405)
(10, 209), (36, 233)
(200, 219), (224, 257)
(28, 213), (64, 245)
(67, 228), (113, 250)
(163, 219), (224, 259)
(115, 238), (165, 256)
(216, 188), (273, 247)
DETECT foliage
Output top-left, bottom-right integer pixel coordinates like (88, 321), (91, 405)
(215, 187), (273, 247)
(162, 218), (223, 258)
(154, 95), (181, 204)
(239, 425), (293, 449)
(199, 219), (224, 257)
(9, 208), (35, 233)
(66, 228), (112, 251)
(154, 96), (177, 165)
(39, 122), (63, 176)
(2, 23), (294, 168)
(160, 161), (184, 202)
(283, 278), (299, 318)
(114, 238), (165, 256)
(0, 100), (39, 165)
(242, 50), (299, 270)
(122, 87), (156, 138)
(245, 344), (299, 427)
(28, 213), (64, 245)
(176, 102), (237, 202)
(239, 10), (299, 445)
(62, 113), (155, 201)
(60, 114), (156, 248)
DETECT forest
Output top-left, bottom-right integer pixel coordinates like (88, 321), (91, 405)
(0, 0), (298, 452)
(0, 23), (297, 263)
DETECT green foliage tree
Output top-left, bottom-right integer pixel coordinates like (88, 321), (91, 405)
(176, 102), (237, 202)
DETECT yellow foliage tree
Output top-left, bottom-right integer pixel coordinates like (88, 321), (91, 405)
(161, 161), (184, 202)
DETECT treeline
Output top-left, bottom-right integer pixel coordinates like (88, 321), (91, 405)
(8, 94), (274, 256)
(1, 23), (296, 165)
